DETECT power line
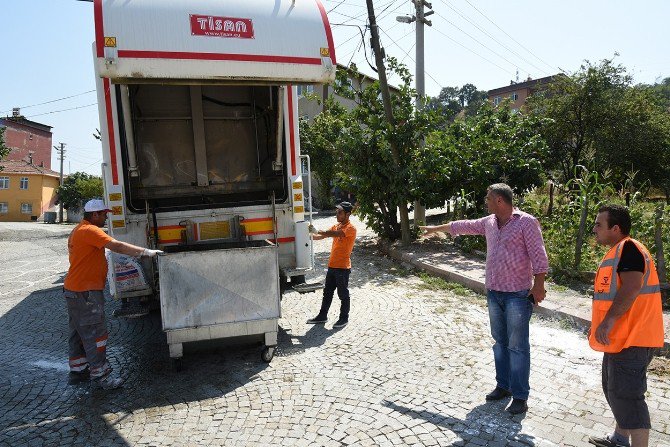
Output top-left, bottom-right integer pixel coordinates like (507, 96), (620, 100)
(460, 0), (557, 72)
(436, 0), (550, 76)
(0, 90), (96, 115)
(432, 8), (542, 77)
(26, 103), (98, 118)
(378, 27), (443, 90)
(327, 0), (348, 14)
(431, 25), (515, 77)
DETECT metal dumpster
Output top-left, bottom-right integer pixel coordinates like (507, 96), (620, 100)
(158, 239), (280, 365)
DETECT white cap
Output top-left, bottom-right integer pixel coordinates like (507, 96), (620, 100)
(84, 199), (111, 213)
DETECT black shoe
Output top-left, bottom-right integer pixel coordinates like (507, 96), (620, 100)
(506, 398), (528, 414)
(333, 319), (348, 328)
(306, 316), (327, 324)
(68, 368), (90, 385)
(588, 434), (628, 447)
(485, 387), (512, 401)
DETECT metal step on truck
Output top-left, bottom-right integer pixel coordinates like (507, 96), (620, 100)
(92, 0), (336, 367)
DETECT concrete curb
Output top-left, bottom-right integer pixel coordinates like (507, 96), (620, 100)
(378, 240), (670, 358)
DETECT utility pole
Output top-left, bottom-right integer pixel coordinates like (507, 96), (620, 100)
(398, 0), (433, 226)
(366, 0), (412, 246)
(55, 143), (66, 223)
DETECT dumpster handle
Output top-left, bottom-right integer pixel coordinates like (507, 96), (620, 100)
(300, 154), (315, 270)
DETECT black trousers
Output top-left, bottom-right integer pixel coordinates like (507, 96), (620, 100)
(317, 267), (351, 320)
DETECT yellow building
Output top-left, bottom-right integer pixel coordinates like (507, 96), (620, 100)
(0, 160), (60, 222)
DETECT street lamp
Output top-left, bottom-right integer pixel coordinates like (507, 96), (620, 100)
(396, 15), (416, 23)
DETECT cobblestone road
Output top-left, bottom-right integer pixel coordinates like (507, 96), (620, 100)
(1, 218), (669, 446)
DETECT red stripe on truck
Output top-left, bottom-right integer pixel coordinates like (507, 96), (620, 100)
(287, 85), (297, 176)
(94, 0), (104, 58)
(315, 0), (337, 64)
(103, 78), (119, 185)
(117, 50), (322, 66)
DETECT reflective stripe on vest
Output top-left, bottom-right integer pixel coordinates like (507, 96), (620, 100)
(590, 237), (664, 352)
(593, 239), (660, 301)
(593, 242), (624, 301)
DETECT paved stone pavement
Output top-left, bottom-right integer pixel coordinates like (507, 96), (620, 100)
(0, 218), (669, 446)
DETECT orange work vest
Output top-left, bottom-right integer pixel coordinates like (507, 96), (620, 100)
(589, 237), (664, 353)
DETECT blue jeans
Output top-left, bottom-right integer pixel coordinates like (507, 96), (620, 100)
(487, 289), (533, 400)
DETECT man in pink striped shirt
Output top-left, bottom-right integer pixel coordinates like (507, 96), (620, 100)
(420, 183), (548, 415)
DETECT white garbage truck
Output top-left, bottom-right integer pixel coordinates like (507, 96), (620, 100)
(92, 0), (336, 366)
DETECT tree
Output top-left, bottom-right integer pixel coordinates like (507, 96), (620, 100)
(527, 58), (631, 182)
(421, 101), (549, 212)
(646, 77), (670, 109)
(427, 83), (488, 123)
(56, 172), (104, 211)
(299, 98), (350, 210)
(333, 59), (440, 240)
(0, 126), (9, 170)
(528, 58), (670, 196)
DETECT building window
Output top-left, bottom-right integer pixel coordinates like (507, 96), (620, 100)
(493, 96), (501, 106)
(296, 85), (314, 97)
(510, 92), (519, 101)
(0, 203), (7, 214)
(0, 177), (8, 189)
(20, 177), (29, 190)
(21, 203), (33, 214)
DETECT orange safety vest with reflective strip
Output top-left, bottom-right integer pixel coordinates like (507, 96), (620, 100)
(589, 237), (664, 353)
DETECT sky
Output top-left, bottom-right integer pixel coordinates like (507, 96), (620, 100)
(1, 0), (669, 176)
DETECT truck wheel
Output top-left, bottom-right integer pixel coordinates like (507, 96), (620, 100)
(261, 346), (275, 363)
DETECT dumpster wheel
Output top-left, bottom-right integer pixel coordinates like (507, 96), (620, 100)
(261, 346), (275, 363)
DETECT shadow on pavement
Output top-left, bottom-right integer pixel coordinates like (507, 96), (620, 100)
(276, 324), (336, 358)
(0, 286), (271, 446)
(383, 400), (535, 446)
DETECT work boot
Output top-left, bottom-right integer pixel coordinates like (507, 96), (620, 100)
(306, 315), (327, 324)
(485, 387), (512, 401)
(92, 373), (124, 390)
(506, 398), (528, 414)
(333, 318), (348, 328)
(588, 434), (630, 447)
(68, 367), (90, 385)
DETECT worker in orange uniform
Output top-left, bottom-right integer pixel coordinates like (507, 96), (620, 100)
(588, 204), (664, 447)
(306, 201), (357, 328)
(65, 199), (163, 390)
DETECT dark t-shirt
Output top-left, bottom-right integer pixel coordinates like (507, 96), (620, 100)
(617, 240), (644, 273)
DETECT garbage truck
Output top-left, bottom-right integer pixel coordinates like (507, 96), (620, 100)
(92, 0), (336, 366)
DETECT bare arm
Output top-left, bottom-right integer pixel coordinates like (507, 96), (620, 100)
(105, 240), (161, 257)
(316, 229), (345, 238)
(419, 223), (452, 236)
(594, 270), (644, 345)
(530, 273), (546, 304)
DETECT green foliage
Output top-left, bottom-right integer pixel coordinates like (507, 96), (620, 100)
(523, 179), (670, 279)
(333, 59), (440, 240)
(0, 126), (9, 170)
(421, 101), (549, 213)
(528, 58), (670, 196)
(299, 98), (350, 210)
(427, 83), (488, 123)
(56, 172), (103, 211)
(646, 77), (670, 109)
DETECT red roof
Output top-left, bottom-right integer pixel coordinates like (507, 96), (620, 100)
(0, 159), (60, 178)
